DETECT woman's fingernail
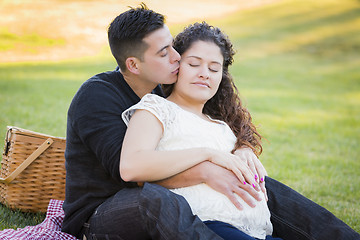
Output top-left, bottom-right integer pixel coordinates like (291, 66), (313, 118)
(255, 175), (258, 179)
(243, 181), (247, 185)
(253, 184), (256, 188)
(261, 177), (264, 182)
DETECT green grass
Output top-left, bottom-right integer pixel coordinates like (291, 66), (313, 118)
(0, 27), (65, 53)
(0, 51), (115, 136)
(1, 0), (359, 234)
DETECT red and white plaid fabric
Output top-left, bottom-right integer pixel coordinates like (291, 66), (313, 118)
(0, 199), (78, 240)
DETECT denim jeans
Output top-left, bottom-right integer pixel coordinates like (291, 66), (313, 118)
(84, 178), (359, 240)
(204, 220), (283, 240)
(265, 177), (360, 240)
(85, 183), (222, 240)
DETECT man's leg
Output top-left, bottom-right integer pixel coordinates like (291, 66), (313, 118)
(86, 183), (222, 240)
(86, 187), (151, 240)
(139, 183), (223, 240)
(266, 177), (360, 240)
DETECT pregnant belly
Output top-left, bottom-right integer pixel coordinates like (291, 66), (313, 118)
(170, 183), (272, 239)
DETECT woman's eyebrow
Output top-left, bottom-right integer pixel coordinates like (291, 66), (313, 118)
(186, 56), (222, 65)
(186, 55), (201, 60)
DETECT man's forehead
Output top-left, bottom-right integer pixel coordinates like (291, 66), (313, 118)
(143, 25), (173, 49)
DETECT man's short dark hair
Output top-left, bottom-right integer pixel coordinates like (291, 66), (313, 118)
(108, 3), (165, 71)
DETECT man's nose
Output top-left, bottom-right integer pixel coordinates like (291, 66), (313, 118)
(170, 47), (181, 63)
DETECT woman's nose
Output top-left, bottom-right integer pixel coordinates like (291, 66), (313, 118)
(199, 66), (210, 79)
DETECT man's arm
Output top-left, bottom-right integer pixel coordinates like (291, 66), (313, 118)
(153, 161), (262, 210)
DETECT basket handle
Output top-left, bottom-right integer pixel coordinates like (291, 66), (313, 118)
(0, 138), (54, 184)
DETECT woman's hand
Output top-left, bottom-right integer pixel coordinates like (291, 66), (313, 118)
(208, 149), (260, 191)
(233, 148), (268, 200)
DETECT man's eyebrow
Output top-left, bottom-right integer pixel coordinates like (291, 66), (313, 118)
(156, 45), (170, 55)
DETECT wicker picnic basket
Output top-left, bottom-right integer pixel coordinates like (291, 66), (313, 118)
(0, 126), (66, 212)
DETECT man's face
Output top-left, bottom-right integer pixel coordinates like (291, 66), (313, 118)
(138, 25), (180, 85)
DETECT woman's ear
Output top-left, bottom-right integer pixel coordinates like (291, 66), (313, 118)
(125, 57), (140, 75)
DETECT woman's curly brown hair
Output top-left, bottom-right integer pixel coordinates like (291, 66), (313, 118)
(163, 22), (262, 156)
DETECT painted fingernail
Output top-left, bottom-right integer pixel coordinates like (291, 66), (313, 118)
(253, 184), (256, 188)
(261, 177), (264, 182)
(255, 175), (258, 179)
(243, 181), (247, 185)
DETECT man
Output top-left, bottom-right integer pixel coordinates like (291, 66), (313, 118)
(62, 3), (359, 240)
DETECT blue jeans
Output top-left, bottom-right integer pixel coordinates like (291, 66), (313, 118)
(85, 183), (221, 240)
(205, 220), (283, 240)
(84, 178), (360, 240)
(265, 177), (359, 240)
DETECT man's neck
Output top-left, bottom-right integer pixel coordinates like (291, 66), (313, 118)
(122, 72), (157, 99)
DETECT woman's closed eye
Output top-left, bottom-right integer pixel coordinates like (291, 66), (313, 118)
(188, 63), (220, 73)
(189, 63), (200, 67)
(209, 68), (219, 73)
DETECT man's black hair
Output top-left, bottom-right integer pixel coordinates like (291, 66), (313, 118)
(108, 3), (165, 71)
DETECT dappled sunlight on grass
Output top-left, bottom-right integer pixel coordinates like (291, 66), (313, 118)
(0, 27), (65, 52)
(244, 18), (360, 59)
(0, 0), (280, 62)
(218, 0), (360, 61)
(343, 92), (360, 106)
(262, 109), (342, 127)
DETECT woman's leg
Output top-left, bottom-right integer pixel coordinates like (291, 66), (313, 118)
(204, 220), (256, 240)
(265, 235), (283, 240)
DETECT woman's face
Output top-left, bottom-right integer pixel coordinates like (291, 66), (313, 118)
(173, 40), (224, 104)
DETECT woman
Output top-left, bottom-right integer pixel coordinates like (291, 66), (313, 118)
(120, 22), (281, 240)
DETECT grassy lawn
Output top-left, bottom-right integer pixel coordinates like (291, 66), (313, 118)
(0, 0), (359, 234)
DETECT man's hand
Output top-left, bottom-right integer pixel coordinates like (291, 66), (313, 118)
(154, 161), (262, 210)
(233, 148), (268, 200)
(201, 162), (263, 210)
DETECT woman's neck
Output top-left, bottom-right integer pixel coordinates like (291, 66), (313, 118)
(167, 93), (206, 118)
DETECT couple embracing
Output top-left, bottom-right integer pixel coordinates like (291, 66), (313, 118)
(62, 3), (359, 240)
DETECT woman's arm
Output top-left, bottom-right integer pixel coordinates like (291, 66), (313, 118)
(120, 109), (209, 182)
(120, 109), (254, 183)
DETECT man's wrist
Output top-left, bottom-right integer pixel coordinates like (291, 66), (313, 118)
(196, 161), (213, 184)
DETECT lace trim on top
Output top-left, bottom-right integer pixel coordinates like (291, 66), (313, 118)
(122, 94), (176, 132)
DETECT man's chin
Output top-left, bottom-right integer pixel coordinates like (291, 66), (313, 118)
(161, 77), (177, 85)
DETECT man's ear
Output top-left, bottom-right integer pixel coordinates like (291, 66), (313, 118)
(125, 57), (140, 75)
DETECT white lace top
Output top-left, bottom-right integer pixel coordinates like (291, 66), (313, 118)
(122, 94), (273, 239)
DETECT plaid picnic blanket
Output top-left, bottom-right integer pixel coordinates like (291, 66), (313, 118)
(0, 199), (78, 240)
